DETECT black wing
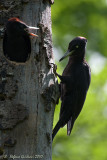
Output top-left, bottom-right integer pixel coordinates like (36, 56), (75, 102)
(60, 63), (91, 133)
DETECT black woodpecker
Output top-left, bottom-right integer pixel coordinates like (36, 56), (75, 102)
(52, 36), (91, 140)
(3, 17), (39, 62)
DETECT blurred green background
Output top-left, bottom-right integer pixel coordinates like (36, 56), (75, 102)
(52, 0), (107, 160)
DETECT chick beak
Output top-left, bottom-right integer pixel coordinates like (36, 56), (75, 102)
(59, 50), (74, 62)
(25, 26), (39, 37)
(29, 33), (38, 37)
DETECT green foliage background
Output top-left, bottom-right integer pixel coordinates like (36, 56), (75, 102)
(52, 0), (107, 160)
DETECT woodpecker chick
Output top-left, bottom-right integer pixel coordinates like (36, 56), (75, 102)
(3, 17), (39, 62)
(52, 36), (91, 140)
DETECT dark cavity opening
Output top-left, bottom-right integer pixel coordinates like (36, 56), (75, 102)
(3, 33), (31, 63)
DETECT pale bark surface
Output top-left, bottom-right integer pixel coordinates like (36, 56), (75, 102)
(0, 0), (59, 160)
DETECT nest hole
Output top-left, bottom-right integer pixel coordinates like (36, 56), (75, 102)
(3, 34), (31, 63)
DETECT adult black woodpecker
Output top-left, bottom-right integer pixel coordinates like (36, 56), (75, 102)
(52, 36), (91, 140)
(3, 17), (39, 62)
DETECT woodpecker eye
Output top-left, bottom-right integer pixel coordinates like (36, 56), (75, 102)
(76, 45), (79, 48)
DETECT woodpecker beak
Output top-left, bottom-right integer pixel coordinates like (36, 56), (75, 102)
(59, 50), (74, 62)
(25, 26), (39, 37)
(27, 26), (39, 30)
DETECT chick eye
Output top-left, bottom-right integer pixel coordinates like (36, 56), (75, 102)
(76, 45), (79, 48)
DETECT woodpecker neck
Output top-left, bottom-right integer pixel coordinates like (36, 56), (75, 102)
(69, 49), (85, 62)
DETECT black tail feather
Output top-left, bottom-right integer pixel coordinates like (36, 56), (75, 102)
(52, 121), (61, 141)
(67, 117), (74, 135)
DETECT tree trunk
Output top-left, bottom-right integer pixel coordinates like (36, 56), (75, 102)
(0, 0), (59, 160)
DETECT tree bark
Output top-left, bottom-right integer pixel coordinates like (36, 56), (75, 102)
(0, 0), (59, 160)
